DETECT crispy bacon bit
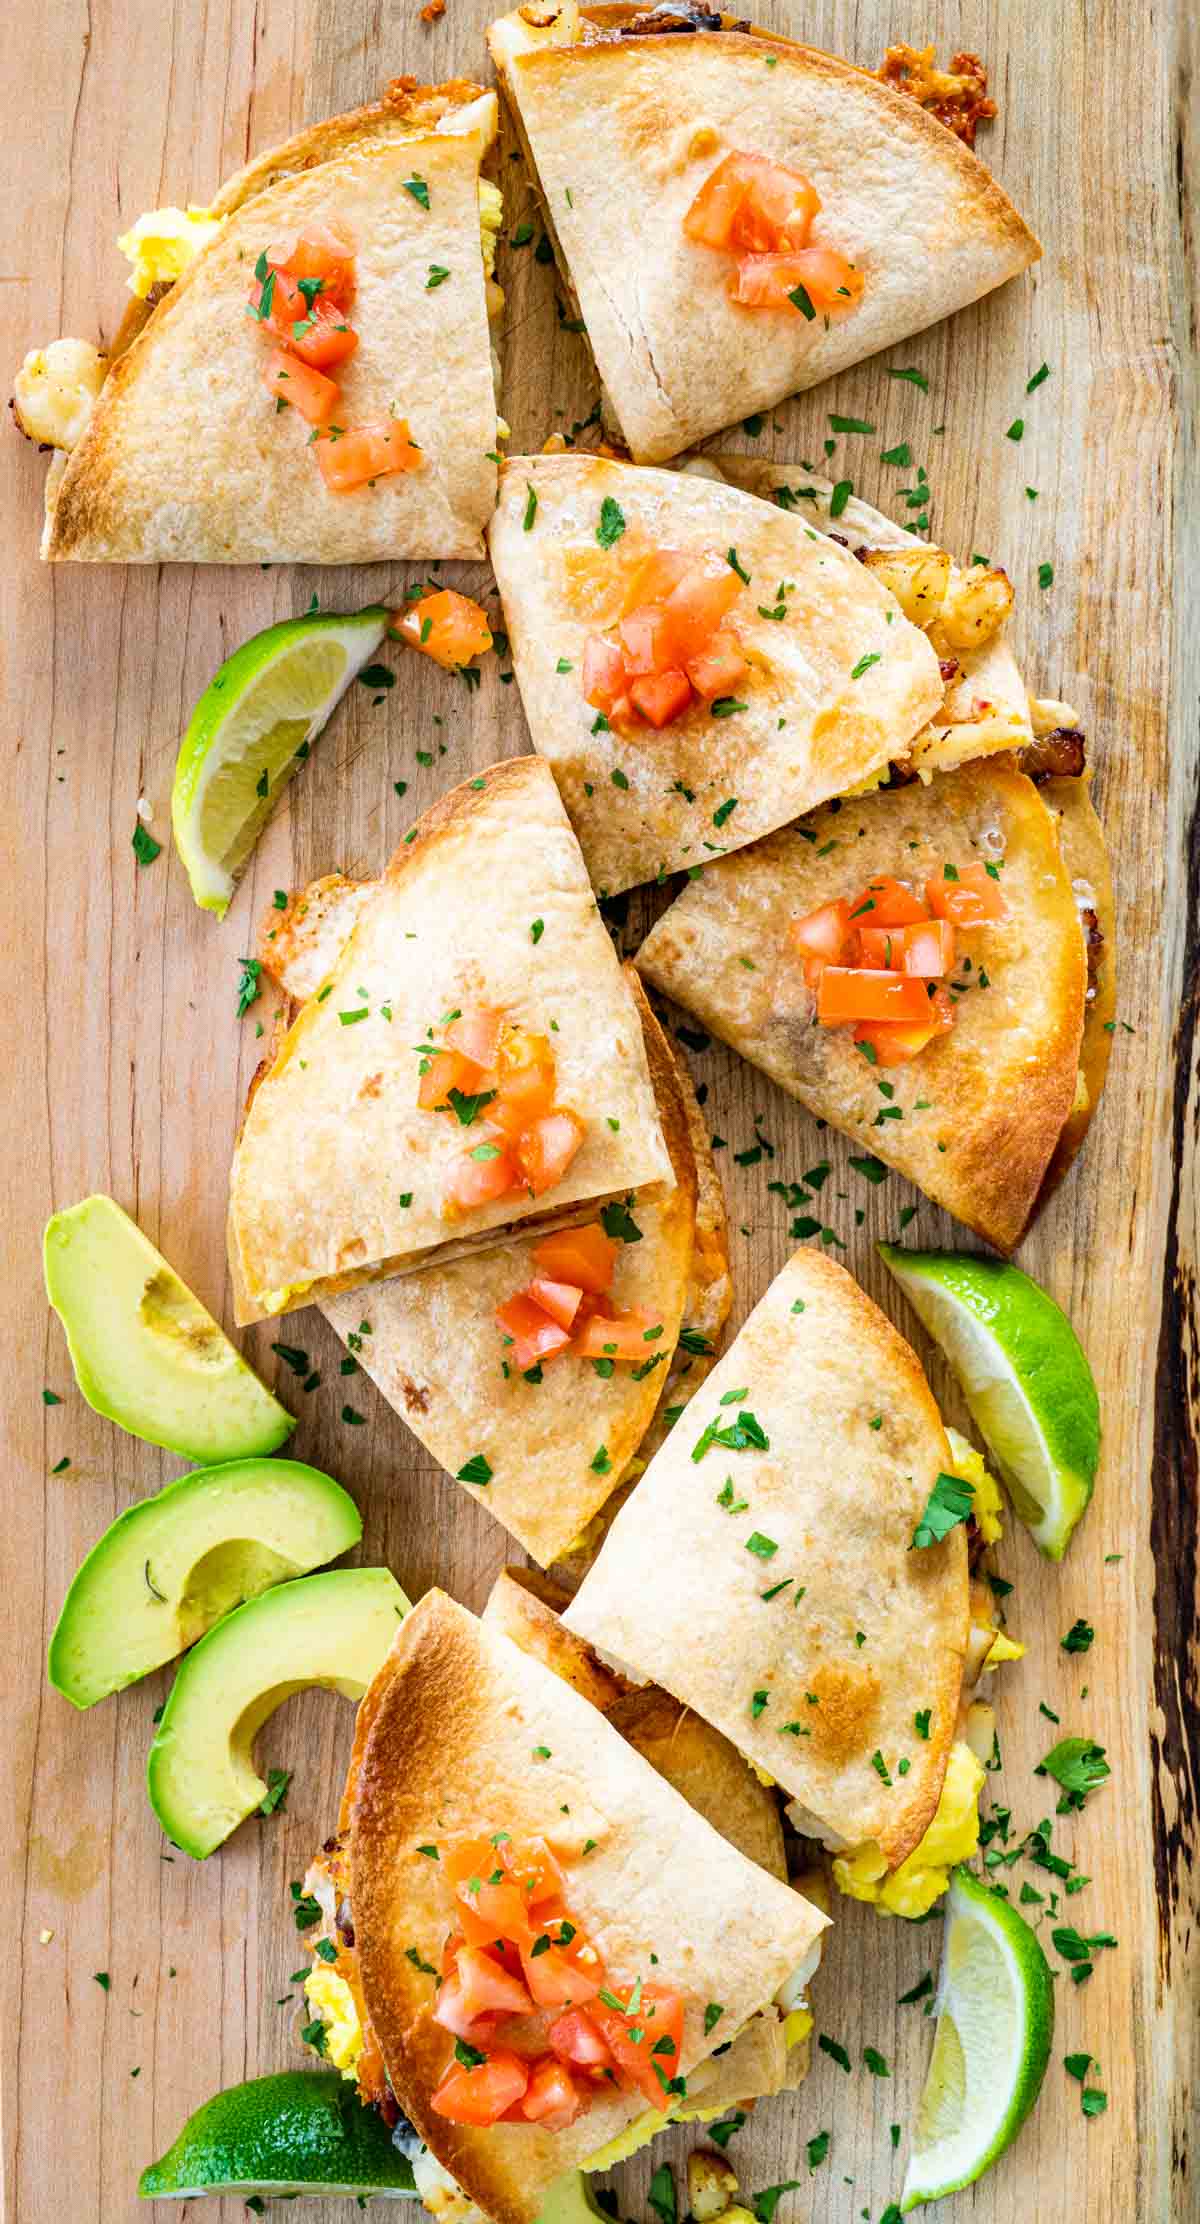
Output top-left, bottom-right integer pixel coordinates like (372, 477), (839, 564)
(939, 658), (961, 686)
(620, 6), (737, 31)
(420, 0), (446, 19)
(877, 45), (997, 146)
(1018, 728), (1088, 784)
(1081, 907), (1105, 999)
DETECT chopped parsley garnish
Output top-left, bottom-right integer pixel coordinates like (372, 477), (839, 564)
(601, 1198), (643, 1244)
(850, 651), (881, 680)
(726, 547), (751, 583)
(1061, 1618), (1094, 1653)
(911, 1470), (975, 1549)
(456, 1453), (493, 1487)
(647, 2165), (677, 2224)
(1006, 417), (1025, 441)
(596, 496), (626, 548)
(745, 1531), (778, 1560)
(1026, 361), (1051, 393)
(829, 479), (852, 518)
(131, 822), (161, 866)
(290, 1886), (322, 1931)
(454, 2037), (487, 2068)
(1037, 1735), (1110, 1811)
(713, 796), (738, 828)
(692, 1409), (769, 1462)
(405, 1946), (437, 1975)
(818, 2034), (851, 2072)
(426, 264), (450, 289)
(522, 482), (538, 531)
(898, 1969), (934, 2005)
(863, 2046), (890, 2076)
(257, 1768), (291, 1817)
(710, 697), (748, 719)
(530, 918), (544, 943)
(788, 283), (816, 319)
(752, 2187), (803, 2224)
(708, 2113), (746, 2149)
(704, 2002), (725, 2035)
(235, 957), (262, 1018)
(913, 1708), (932, 1740)
(870, 1749), (892, 1785)
(1038, 560), (1055, 589)
(886, 366), (930, 390)
(590, 1445), (611, 1474)
(750, 1689), (769, 1718)
(402, 175), (430, 208)
(806, 2129), (830, 2169)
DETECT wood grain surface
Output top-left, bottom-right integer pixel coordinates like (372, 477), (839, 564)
(3, 3), (1197, 2220)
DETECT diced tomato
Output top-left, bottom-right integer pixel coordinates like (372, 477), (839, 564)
(854, 985), (955, 1067)
(573, 1307), (663, 1363)
(315, 420), (422, 493)
(251, 266), (307, 335)
(398, 588), (493, 671)
(582, 634), (630, 716)
(445, 1142), (517, 1211)
(261, 348), (339, 425)
(498, 1836), (568, 1913)
(729, 247), (865, 313)
(658, 558), (744, 668)
(789, 898), (852, 967)
(618, 604), (676, 679)
(431, 2051), (529, 2126)
(628, 667), (693, 728)
(686, 629), (749, 701)
(532, 1223), (616, 1294)
(519, 1939), (601, 2009)
(417, 1045), (482, 1111)
(855, 875), (929, 928)
(444, 1008), (504, 1072)
(620, 548), (692, 616)
(266, 223), (357, 306)
(488, 1031), (558, 1138)
(817, 968), (932, 1026)
(520, 2058), (585, 2130)
(438, 1946), (534, 2029)
(684, 152), (761, 248)
(495, 1292), (573, 1372)
(926, 862), (1008, 926)
(523, 1277), (584, 1333)
(279, 295), (359, 371)
(854, 924), (899, 970)
(900, 918), (957, 977)
(593, 1986), (685, 2107)
(515, 1111), (587, 1197)
(549, 2009), (616, 2075)
(733, 159), (821, 253)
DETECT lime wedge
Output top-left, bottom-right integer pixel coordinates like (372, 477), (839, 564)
(879, 1245), (1100, 1560)
(139, 2070), (416, 2199)
(172, 607), (390, 916)
(901, 1865), (1053, 2209)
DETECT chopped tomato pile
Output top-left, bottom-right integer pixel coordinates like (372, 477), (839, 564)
(496, 1222), (664, 1373)
(683, 151), (864, 318)
(418, 1006), (586, 1213)
(249, 224), (422, 491)
(396, 588), (493, 671)
(583, 548), (749, 732)
(789, 862), (1006, 1066)
(427, 1832), (686, 2129)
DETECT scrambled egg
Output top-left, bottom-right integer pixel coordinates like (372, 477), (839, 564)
(945, 1425), (1004, 1545)
(782, 2006), (813, 2049)
(833, 1740), (987, 1919)
(116, 205), (224, 296)
(582, 2099), (734, 2173)
(478, 181), (504, 281)
(304, 1964), (364, 2078)
(12, 339), (106, 450)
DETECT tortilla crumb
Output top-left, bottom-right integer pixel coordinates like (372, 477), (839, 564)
(877, 45), (997, 146)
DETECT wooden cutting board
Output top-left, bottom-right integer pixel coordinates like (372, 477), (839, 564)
(3, 3), (1196, 2219)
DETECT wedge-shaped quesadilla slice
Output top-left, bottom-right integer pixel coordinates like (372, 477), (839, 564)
(259, 878), (729, 1562)
(342, 1591), (826, 2224)
(487, 8), (1039, 463)
(489, 453), (944, 895)
(228, 758), (674, 1323)
(701, 455), (1034, 775)
(40, 80), (502, 562)
(565, 1250), (970, 1870)
(637, 758), (1095, 1251)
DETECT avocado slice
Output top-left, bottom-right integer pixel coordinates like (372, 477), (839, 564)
(48, 1459), (362, 1709)
(44, 1194), (294, 1463)
(147, 1567), (410, 1857)
(537, 2174), (610, 2224)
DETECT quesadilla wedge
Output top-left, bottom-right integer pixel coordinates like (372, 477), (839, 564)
(637, 757), (1100, 1251)
(36, 79), (503, 563)
(305, 1589), (825, 2224)
(258, 881), (730, 1563)
(487, 8), (1039, 463)
(565, 1249), (970, 1869)
(488, 453), (945, 895)
(228, 757), (675, 1324)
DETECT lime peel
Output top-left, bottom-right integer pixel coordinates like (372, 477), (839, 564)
(172, 607), (390, 916)
(901, 1865), (1053, 2209)
(138, 2068), (416, 2198)
(879, 1244), (1099, 1560)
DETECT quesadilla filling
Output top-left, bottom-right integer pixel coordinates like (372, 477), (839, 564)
(247, 225), (427, 490)
(683, 152), (864, 322)
(496, 1220), (665, 1371)
(787, 862), (1007, 1067)
(416, 1006), (587, 1212)
(583, 547), (749, 730)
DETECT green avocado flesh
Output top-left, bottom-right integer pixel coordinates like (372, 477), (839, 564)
(138, 2070), (416, 2198)
(147, 1567), (410, 1857)
(537, 2172), (611, 2223)
(44, 1194), (294, 1463)
(48, 1458), (362, 1708)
